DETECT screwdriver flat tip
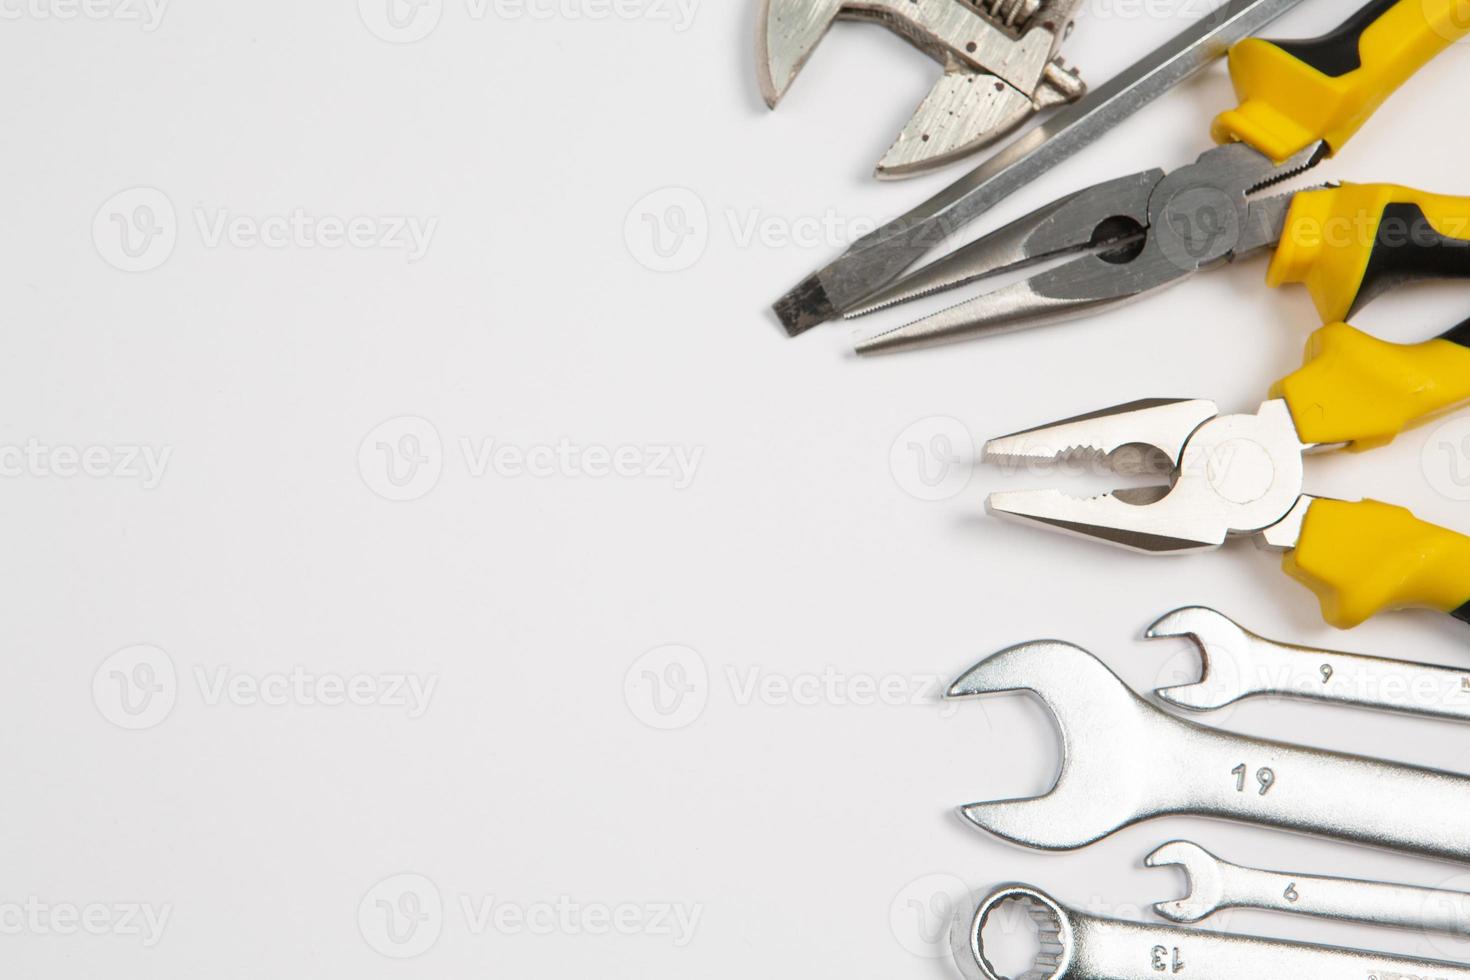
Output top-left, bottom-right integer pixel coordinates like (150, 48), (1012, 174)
(772, 273), (837, 336)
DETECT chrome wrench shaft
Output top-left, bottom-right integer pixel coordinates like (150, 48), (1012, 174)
(1148, 840), (1470, 935)
(948, 642), (1470, 861)
(1149, 606), (1470, 721)
(955, 885), (1470, 980)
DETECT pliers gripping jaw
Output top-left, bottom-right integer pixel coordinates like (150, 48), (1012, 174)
(985, 398), (1309, 554)
(852, 141), (1324, 355)
(986, 318), (1470, 626)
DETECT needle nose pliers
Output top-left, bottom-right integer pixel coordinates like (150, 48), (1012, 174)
(852, 0), (1470, 354)
(983, 316), (1470, 628)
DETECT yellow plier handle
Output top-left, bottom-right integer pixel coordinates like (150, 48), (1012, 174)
(1267, 183), (1470, 324)
(1213, 0), (1470, 163)
(1270, 319), (1470, 627)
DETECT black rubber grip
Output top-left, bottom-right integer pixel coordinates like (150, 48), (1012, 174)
(1273, 0), (1398, 77)
(1453, 600), (1470, 626)
(1352, 203), (1470, 317)
(1442, 315), (1470, 349)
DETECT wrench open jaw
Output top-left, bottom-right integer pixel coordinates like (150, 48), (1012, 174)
(1144, 840), (1232, 923)
(945, 640), (1470, 860)
(1146, 606), (1273, 711)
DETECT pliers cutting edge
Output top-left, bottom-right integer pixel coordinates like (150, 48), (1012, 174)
(850, 0), (1470, 355)
(984, 318), (1470, 628)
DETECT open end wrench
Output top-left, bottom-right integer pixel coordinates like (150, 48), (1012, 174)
(1148, 607), (1470, 720)
(1147, 839), (1470, 936)
(946, 641), (1470, 861)
(951, 884), (1470, 980)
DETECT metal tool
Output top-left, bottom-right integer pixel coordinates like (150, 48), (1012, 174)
(771, 0), (1308, 334)
(946, 640), (1470, 859)
(952, 883), (1470, 980)
(851, 0), (1470, 354)
(1147, 606), (1470, 719)
(759, 0), (1086, 178)
(984, 317), (1470, 627)
(1148, 840), (1470, 935)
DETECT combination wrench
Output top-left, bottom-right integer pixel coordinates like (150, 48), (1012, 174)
(952, 883), (1470, 980)
(1147, 606), (1470, 720)
(1147, 839), (1470, 935)
(946, 640), (1470, 861)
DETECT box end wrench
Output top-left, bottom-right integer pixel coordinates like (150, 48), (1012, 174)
(951, 883), (1470, 980)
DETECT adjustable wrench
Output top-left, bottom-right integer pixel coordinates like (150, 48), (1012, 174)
(1147, 839), (1470, 936)
(946, 640), (1470, 861)
(1147, 607), (1470, 721)
(952, 884), (1470, 980)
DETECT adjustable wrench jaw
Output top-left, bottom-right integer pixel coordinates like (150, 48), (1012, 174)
(985, 399), (1310, 556)
(759, 0), (1085, 176)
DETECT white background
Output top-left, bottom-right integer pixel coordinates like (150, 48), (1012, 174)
(3, 0), (1470, 976)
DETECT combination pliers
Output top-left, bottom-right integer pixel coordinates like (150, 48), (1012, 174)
(984, 317), (1470, 628)
(851, 0), (1470, 354)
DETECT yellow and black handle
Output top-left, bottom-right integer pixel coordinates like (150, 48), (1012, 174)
(1213, 0), (1469, 162)
(1269, 183), (1470, 323)
(1270, 318), (1470, 627)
